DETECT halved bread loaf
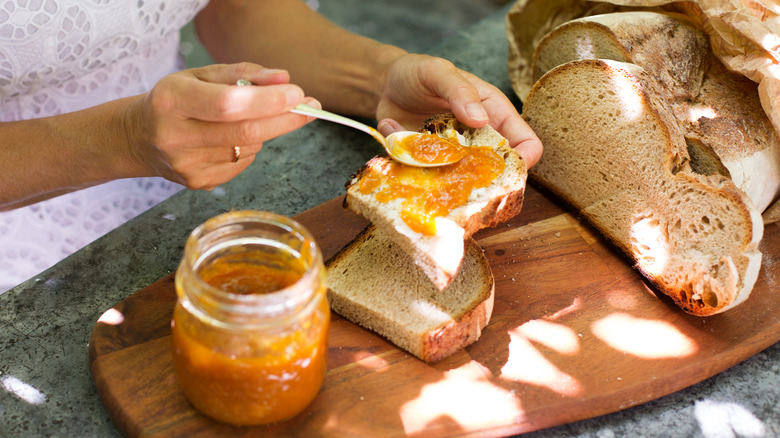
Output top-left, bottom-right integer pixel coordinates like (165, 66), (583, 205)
(344, 114), (526, 290)
(326, 224), (494, 363)
(530, 11), (780, 214)
(522, 58), (763, 316)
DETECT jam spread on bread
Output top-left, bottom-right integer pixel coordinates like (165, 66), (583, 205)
(358, 145), (505, 235)
(395, 132), (469, 165)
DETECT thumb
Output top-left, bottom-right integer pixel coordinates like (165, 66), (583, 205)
(377, 118), (406, 137)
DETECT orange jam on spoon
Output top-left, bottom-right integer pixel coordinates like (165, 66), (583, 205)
(392, 132), (469, 166)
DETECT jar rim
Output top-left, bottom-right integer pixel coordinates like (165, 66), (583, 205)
(177, 210), (324, 323)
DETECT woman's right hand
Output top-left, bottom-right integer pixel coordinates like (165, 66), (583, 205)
(123, 62), (318, 190)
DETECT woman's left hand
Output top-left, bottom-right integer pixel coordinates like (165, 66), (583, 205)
(375, 54), (542, 167)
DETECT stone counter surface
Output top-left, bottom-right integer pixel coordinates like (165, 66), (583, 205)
(1, 2), (778, 437)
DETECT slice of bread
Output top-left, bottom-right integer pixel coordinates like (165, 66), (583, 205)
(522, 58), (764, 316)
(529, 11), (780, 214)
(326, 224), (494, 363)
(344, 114), (527, 290)
(532, 11), (709, 100)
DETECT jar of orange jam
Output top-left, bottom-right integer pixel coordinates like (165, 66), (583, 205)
(171, 210), (329, 426)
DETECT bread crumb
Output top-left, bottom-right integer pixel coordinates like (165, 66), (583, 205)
(555, 232), (561, 237)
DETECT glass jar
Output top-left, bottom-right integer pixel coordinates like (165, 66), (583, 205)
(171, 210), (329, 426)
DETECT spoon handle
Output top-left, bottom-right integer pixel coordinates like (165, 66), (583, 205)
(291, 104), (386, 145)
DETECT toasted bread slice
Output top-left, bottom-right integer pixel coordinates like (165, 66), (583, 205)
(530, 11), (780, 213)
(326, 224), (494, 363)
(344, 114), (526, 290)
(522, 59), (763, 316)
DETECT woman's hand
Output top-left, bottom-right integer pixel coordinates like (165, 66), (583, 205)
(123, 62), (318, 190)
(375, 54), (542, 167)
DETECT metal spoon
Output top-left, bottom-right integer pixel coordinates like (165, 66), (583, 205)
(236, 79), (465, 167)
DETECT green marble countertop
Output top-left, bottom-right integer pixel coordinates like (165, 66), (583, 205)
(1, 3), (778, 437)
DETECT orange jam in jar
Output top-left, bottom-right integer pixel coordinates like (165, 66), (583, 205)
(172, 211), (329, 426)
(358, 143), (505, 235)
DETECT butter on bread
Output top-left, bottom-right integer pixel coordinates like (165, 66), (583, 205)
(344, 114), (527, 290)
(326, 224), (494, 363)
(522, 58), (763, 316)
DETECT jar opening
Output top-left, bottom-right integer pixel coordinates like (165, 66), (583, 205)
(177, 211), (325, 325)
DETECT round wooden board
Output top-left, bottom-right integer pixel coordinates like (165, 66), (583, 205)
(89, 187), (780, 437)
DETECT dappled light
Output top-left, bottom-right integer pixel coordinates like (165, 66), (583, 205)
(688, 104), (717, 122)
(97, 308), (125, 326)
(695, 399), (766, 438)
(399, 361), (523, 435)
(630, 214), (669, 278)
(1, 375), (46, 405)
(574, 35), (596, 59)
(353, 351), (390, 371)
(514, 319), (580, 354)
(592, 312), (697, 359)
(410, 299), (452, 325)
(611, 68), (645, 121)
(547, 298), (583, 320)
(500, 322), (583, 397)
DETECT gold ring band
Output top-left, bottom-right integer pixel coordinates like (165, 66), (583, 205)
(232, 146), (241, 163)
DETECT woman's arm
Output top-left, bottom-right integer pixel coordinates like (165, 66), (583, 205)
(195, 0), (405, 118)
(0, 98), (138, 210)
(0, 63), (316, 211)
(195, 0), (542, 166)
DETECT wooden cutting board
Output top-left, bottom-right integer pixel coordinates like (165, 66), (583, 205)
(89, 185), (780, 437)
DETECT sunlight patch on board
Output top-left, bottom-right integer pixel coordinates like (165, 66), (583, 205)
(400, 361), (523, 435)
(592, 312), (697, 359)
(500, 322), (584, 397)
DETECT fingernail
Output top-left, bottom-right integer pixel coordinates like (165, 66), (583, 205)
(303, 97), (322, 109)
(466, 103), (488, 122)
(377, 120), (391, 134)
(286, 87), (304, 107)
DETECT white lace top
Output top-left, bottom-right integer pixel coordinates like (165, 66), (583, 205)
(0, 0), (210, 292)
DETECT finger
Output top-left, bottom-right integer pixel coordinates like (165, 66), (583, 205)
(422, 59), (489, 128)
(183, 110), (315, 150)
(160, 76), (305, 123)
(502, 116), (543, 168)
(192, 62), (290, 86)
(478, 94), (543, 167)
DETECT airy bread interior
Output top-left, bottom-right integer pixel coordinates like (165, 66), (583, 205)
(522, 58), (763, 316)
(344, 114), (526, 290)
(326, 224), (495, 363)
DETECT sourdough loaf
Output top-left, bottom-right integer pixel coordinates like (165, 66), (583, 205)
(530, 11), (780, 214)
(326, 224), (494, 363)
(344, 114), (526, 290)
(522, 58), (763, 316)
